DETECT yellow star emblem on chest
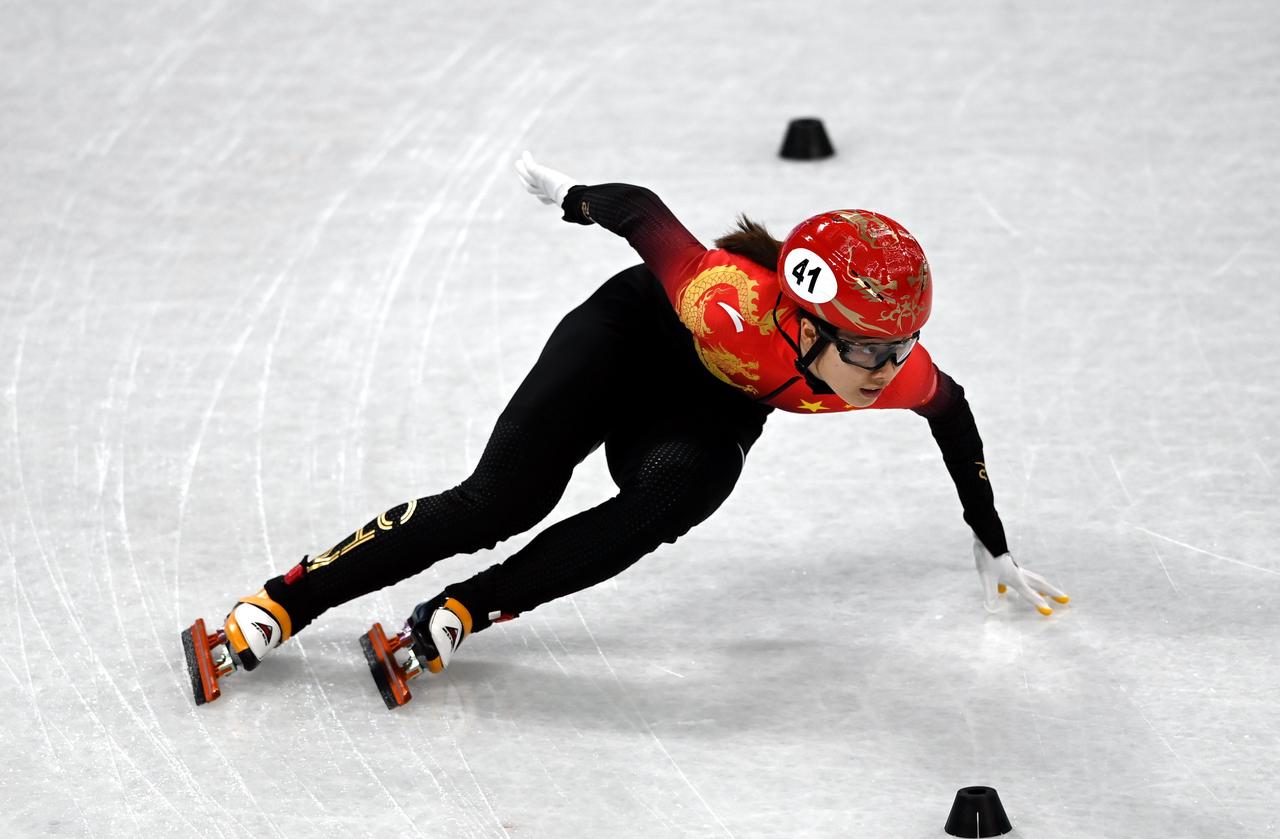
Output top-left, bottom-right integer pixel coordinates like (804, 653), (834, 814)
(798, 399), (829, 413)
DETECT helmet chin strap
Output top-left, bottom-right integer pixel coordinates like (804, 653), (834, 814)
(771, 293), (835, 396)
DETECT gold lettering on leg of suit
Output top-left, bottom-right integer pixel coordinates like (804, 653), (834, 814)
(339, 524), (375, 557)
(975, 462), (988, 481)
(307, 500), (418, 571)
(378, 500), (417, 530)
(307, 524), (375, 571)
(307, 546), (339, 571)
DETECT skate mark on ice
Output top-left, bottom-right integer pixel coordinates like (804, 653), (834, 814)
(404, 120), (501, 419)
(293, 641), (424, 835)
(527, 619), (570, 676)
(107, 300), (195, 686)
(114, 1), (228, 123)
(6, 305), (136, 805)
(974, 190), (1021, 239)
(253, 301), (291, 575)
(172, 264), (293, 613)
(1210, 242), (1248, 278)
(245, 308), (332, 827)
(514, 616), (581, 809)
(395, 37), (509, 394)
(1133, 525), (1277, 578)
(94, 311), (223, 833)
(339, 601), (468, 827)
(1127, 692), (1245, 829)
(168, 190), (342, 825)
(1107, 454), (1135, 506)
(349, 85), (478, 434)
(1174, 292), (1272, 483)
(15, 576), (224, 838)
(951, 56), (1006, 120)
(410, 62), (583, 398)
(155, 229), (314, 837)
(10, 573), (61, 768)
(9, 311), (86, 634)
(282, 480), (451, 826)
(174, 172), (347, 598)
(1131, 518), (1180, 594)
(487, 66), (592, 399)
(97, 300), (285, 836)
(569, 597), (737, 838)
(437, 694), (509, 837)
(5, 293), (88, 830)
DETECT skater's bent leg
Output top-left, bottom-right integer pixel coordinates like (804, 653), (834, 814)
(440, 433), (745, 631)
(263, 416), (588, 632)
(261, 272), (663, 630)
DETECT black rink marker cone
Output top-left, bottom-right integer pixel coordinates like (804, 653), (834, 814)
(779, 117), (835, 160)
(944, 786), (1013, 837)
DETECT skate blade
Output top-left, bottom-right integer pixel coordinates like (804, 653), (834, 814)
(181, 618), (221, 705)
(361, 623), (412, 710)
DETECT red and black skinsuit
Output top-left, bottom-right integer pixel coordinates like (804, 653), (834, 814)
(263, 185), (1007, 634)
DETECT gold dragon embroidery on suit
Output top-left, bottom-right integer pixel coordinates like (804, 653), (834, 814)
(678, 264), (772, 395)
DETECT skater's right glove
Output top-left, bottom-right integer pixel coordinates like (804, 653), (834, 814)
(515, 151), (580, 208)
(973, 537), (1070, 616)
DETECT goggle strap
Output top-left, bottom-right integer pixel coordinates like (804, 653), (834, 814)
(771, 293), (835, 396)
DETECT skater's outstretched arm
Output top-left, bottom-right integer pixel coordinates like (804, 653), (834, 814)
(913, 369), (1069, 614)
(515, 152), (707, 294)
(912, 368), (1007, 557)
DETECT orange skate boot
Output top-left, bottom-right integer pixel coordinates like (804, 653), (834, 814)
(181, 587), (293, 705)
(360, 595), (479, 710)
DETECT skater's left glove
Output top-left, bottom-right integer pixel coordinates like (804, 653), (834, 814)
(973, 537), (1070, 616)
(515, 151), (580, 208)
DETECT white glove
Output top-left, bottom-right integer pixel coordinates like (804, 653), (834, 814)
(973, 537), (1070, 616)
(514, 151), (579, 207)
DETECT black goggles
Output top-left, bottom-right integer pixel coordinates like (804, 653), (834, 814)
(811, 321), (920, 371)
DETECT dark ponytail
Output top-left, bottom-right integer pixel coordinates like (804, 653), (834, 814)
(714, 215), (784, 271)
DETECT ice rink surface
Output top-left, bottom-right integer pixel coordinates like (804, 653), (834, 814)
(2, 1), (1278, 836)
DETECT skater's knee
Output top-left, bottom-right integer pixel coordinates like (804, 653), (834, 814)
(625, 439), (743, 538)
(634, 438), (741, 497)
(449, 468), (563, 535)
(445, 418), (572, 534)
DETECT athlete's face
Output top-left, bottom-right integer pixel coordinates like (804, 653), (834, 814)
(798, 319), (905, 407)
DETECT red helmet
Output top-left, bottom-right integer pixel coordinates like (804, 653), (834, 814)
(778, 210), (931, 337)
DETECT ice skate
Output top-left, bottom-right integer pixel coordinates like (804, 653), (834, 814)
(181, 588), (293, 705)
(360, 594), (473, 710)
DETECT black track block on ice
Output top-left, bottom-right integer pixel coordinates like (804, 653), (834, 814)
(944, 786), (1013, 837)
(779, 117), (835, 160)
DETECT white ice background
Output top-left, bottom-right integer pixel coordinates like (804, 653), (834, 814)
(1, 1), (1278, 837)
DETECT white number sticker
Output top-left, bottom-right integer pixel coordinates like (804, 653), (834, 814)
(782, 248), (837, 304)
